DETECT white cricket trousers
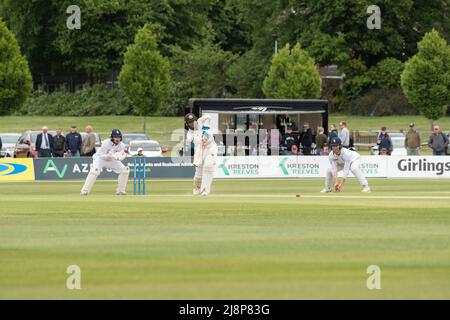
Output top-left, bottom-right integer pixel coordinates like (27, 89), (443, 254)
(325, 160), (368, 189)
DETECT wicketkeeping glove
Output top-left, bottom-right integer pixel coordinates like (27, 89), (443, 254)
(114, 151), (127, 161)
(105, 150), (115, 161)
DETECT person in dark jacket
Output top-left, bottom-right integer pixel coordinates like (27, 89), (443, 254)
(35, 126), (54, 158)
(52, 128), (66, 157)
(328, 124), (339, 145)
(65, 125), (82, 157)
(280, 123), (299, 155)
(428, 125), (449, 156)
(300, 122), (313, 155)
(377, 127), (393, 155)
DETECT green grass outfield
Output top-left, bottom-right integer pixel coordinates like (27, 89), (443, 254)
(0, 178), (449, 299)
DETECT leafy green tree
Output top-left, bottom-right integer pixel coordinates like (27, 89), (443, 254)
(341, 58), (407, 115)
(401, 29), (450, 122)
(4, 0), (449, 108)
(263, 43), (320, 99)
(0, 0), (214, 80)
(166, 39), (237, 115)
(345, 58), (404, 107)
(119, 25), (171, 131)
(53, 0), (215, 76)
(159, 0), (213, 50)
(208, 0), (252, 54)
(225, 0), (278, 98)
(0, 18), (32, 115)
(227, 48), (270, 98)
(236, 0), (450, 105)
(53, 0), (154, 79)
(0, 0), (62, 75)
(369, 58), (404, 89)
(275, 0), (450, 66)
(170, 39), (237, 98)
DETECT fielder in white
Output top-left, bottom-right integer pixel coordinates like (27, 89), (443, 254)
(321, 137), (371, 193)
(80, 129), (129, 195)
(185, 113), (218, 196)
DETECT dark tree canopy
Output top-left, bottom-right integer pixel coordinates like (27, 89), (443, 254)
(0, 0), (449, 115)
(0, 18), (32, 115)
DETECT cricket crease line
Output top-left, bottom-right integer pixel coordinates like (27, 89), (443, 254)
(143, 194), (450, 200)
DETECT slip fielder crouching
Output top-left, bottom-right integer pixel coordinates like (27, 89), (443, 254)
(321, 137), (371, 193)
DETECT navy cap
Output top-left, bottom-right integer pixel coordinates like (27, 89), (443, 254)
(330, 137), (342, 146)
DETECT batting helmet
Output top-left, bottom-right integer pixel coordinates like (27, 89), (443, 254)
(110, 129), (122, 141)
(329, 137), (342, 147)
(184, 113), (197, 124)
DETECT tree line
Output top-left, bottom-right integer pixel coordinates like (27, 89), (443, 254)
(0, 0), (449, 121)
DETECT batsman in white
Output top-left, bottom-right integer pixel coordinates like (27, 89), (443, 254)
(80, 129), (129, 195)
(185, 113), (218, 196)
(321, 137), (371, 193)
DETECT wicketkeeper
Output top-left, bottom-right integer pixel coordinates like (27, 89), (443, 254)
(185, 113), (218, 196)
(321, 137), (371, 193)
(80, 129), (129, 195)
